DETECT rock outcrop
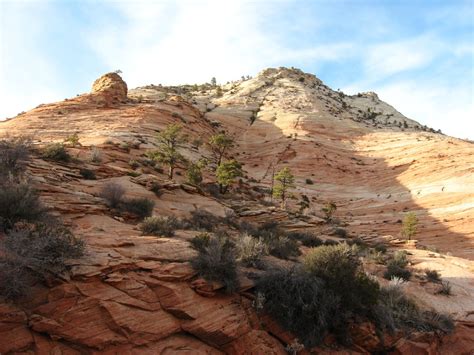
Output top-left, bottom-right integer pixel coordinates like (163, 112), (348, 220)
(91, 72), (128, 105)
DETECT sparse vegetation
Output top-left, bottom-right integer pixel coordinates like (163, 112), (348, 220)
(140, 216), (178, 237)
(376, 285), (453, 334)
(129, 159), (139, 169)
(186, 159), (207, 186)
(425, 269), (441, 283)
(257, 267), (338, 347)
(268, 235), (301, 259)
(242, 222), (301, 260)
(148, 124), (187, 179)
(0, 220), (84, 299)
(149, 182), (163, 196)
(79, 168), (96, 180)
(64, 133), (80, 146)
(190, 232), (211, 252)
(333, 227), (347, 238)
(0, 183), (46, 231)
(304, 243), (380, 316)
(374, 243), (387, 254)
(42, 143), (70, 162)
(322, 201), (337, 222)
(191, 234), (239, 292)
(305, 178), (314, 185)
(186, 209), (222, 231)
(100, 183), (125, 208)
(216, 159), (243, 193)
(121, 197), (155, 219)
(402, 212), (418, 240)
(436, 281), (452, 296)
(208, 133), (234, 169)
(272, 167), (295, 207)
(384, 251), (411, 281)
(0, 136), (31, 177)
(235, 234), (267, 268)
(288, 231), (323, 247)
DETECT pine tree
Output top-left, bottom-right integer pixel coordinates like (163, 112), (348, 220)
(402, 212), (418, 240)
(186, 159), (207, 186)
(273, 167), (295, 206)
(208, 133), (234, 170)
(148, 124), (187, 179)
(216, 160), (243, 193)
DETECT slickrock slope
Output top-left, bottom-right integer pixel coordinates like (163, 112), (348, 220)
(0, 69), (473, 354)
(199, 67), (473, 259)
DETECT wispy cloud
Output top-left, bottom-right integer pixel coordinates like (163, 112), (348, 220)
(84, 0), (353, 86)
(365, 35), (440, 78)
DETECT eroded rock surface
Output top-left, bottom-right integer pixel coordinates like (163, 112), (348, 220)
(1, 68), (473, 353)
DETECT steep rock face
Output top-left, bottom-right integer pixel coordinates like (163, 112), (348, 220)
(0, 69), (473, 353)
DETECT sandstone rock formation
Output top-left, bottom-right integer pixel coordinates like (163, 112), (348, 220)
(91, 72), (128, 105)
(0, 68), (473, 354)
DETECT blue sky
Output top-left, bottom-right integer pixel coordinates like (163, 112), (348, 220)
(1, 0), (473, 139)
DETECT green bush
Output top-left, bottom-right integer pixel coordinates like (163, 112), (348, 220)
(374, 243), (387, 253)
(129, 159), (139, 169)
(384, 263), (411, 281)
(425, 269), (441, 283)
(149, 182), (163, 197)
(121, 197), (155, 219)
(140, 216), (178, 237)
(0, 183), (46, 231)
(392, 250), (409, 267)
(190, 232), (211, 252)
(305, 178), (314, 185)
(304, 243), (380, 315)
(236, 234), (267, 268)
(267, 235), (301, 259)
(42, 143), (70, 162)
(190, 235), (238, 292)
(288, 231), (323, 247)
(256, 267), (338, 347)
(367, 249), (386, 264)
(333, 227), (347, 238)
(79, 168), (96, 180)
(384, 251), (411, 281)
(187, 209), (222, 231)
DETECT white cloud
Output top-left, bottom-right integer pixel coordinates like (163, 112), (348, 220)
(1, 0), (472, 140)
(365, 36), (440, 78)
(343, 34), (473, 140)
(84, 0), (351, 86)
(375, 81), (473, 140)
